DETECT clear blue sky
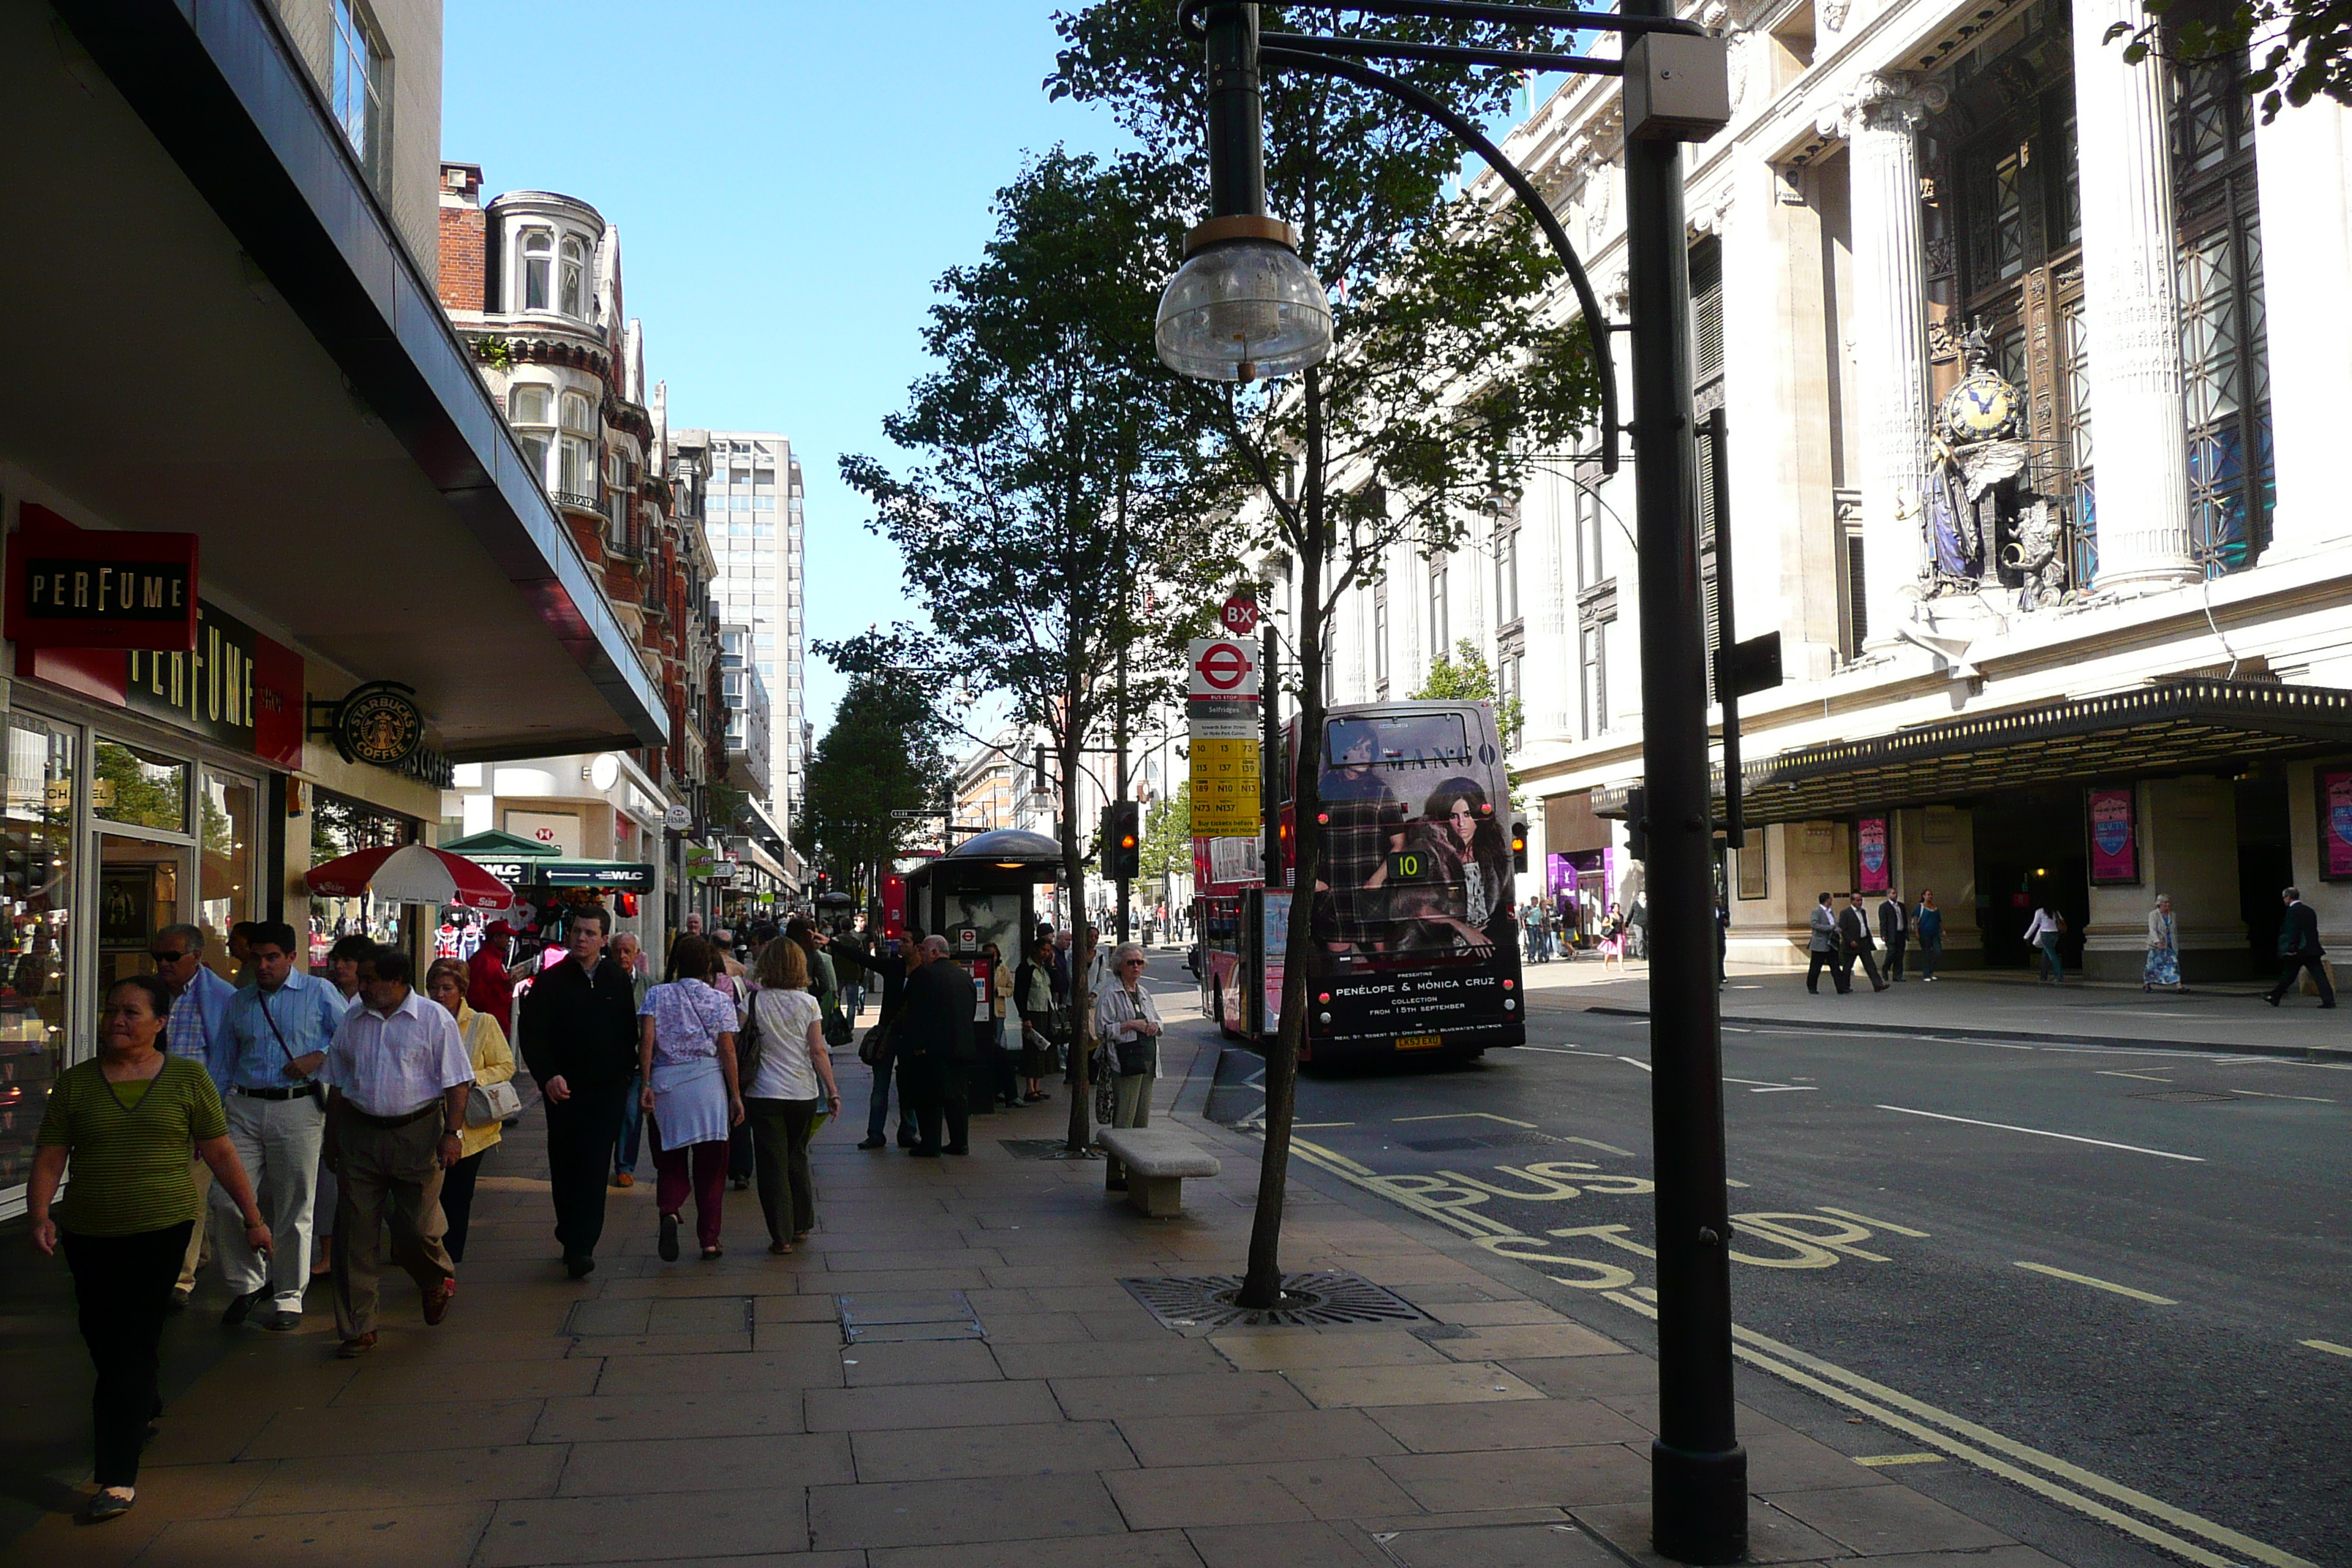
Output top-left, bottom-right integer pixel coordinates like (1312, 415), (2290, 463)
(443, 2), (1132, 733)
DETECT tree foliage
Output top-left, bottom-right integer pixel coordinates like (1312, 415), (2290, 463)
(800, 627), (954, 907)
(2110, 0), (2352, 120)
(842, 147), (1248, 1149)
(1049, 0), (1604, 1305)
(1411, 638), (1520, 750)
(1139, 778), (1194, 879)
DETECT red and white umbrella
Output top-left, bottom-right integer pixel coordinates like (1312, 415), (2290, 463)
(306, 845), (514, 911)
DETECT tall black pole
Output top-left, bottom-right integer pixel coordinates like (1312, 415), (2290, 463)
(1260, 622), (1281, 894)
(1623, 3), (1746, 1558)
(1204, 4), (1266, 219)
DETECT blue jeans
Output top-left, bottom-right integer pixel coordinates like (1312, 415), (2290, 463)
(615, 1074), (644, 1173)
(2038, 937), (2064, 982)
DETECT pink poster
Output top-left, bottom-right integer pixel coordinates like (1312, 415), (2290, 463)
(1856, 817), (1891, 894)
(2088, 788), (2138, 884)
(2323, 772), (2352, 881)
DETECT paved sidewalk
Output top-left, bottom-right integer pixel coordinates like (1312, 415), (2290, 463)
(13, 1033), (2065, 1568)
(1521, 956), (2349, 1057)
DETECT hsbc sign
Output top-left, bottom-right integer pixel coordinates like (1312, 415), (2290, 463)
(1186, 638), (1259, 698)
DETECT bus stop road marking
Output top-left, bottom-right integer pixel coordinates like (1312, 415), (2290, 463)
(2301, 1338), (2352, 1359)
(2014, 1261), (2178, 1305)
(1854, 1452), (1945, 1467)
(1818, 1205), (1929, 1237)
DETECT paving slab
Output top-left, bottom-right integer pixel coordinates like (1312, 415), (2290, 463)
(805, 1378), (1066, 1432)
(992, 1336), (1231, 1381)
(1418, 1300), (1567, 1327)
(589, 1349), (844, 1395)
(1181, 1519), (1391, 1568)
(1432, 1322), (1629, 1361)
(807, 1472), (1128, 1550)
(234, 1443), (566, 1514)
(1373, 1444), (1652, 1512)
(1284, 1360), (1546, 1409)
(1376, 1519), (1629, 1568)
(842, 1338), (1002, 1386)
(557, 1431), (856, 1494)
(532, 1390), (804, 1443)
(1115, 1408), (1405, 1468)
(850, 1418), (1131, 1482)
(1049, 1371), (1311, 1420)
(1362, 1397), (1651, 1453)
(870, 1527), (1205, 1568)
(1105, 1464), (1316, 1529)
(477, 1488), (810, 1565)
(1762, 1484), (2017, 1555)
(140, 1502), (496, 1568)
(1210, 1330), (1450, 1371)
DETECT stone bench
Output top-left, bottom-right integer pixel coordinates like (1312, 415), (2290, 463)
(1096, 1127), (1221, 1217)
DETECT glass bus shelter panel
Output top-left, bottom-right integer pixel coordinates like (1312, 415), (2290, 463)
(0, 715), (75, 1195)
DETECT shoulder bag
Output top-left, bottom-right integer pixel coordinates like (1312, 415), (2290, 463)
(733, 985), (766, 1090)
(255, 990), (327, 1107)
(462, 1015), (523, 1128)
(858, 1018), (892, 1067)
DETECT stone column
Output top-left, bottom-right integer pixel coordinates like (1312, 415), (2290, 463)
(1823, 75), (1942, 648)
(2073, 0), (2198, 591)
(2253, 95), (2352, 562)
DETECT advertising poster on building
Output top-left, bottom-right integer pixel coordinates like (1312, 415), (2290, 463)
(1261, 889), (1290, 1037)
(1856, 816), (1891, 894)
(2088, 787), (2140, 884)
(1188, 697), (1262, 836)
(2322, 771), (2352, 881)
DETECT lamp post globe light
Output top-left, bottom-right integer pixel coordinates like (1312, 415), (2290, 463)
(1154, 214), (1332, 382)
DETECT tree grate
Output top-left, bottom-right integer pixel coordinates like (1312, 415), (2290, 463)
(2130, 1089), (2239, 1104)
(1120, 1270), (1428, 1333)
(1401, 1129), (1565, 1153)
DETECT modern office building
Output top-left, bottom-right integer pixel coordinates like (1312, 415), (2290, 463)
(674, 430), (806, 836)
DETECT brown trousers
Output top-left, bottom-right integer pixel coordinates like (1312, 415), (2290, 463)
(330, 1107), (454, 1338)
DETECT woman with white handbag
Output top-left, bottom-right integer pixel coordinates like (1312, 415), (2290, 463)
(425, 958), (519, 1264)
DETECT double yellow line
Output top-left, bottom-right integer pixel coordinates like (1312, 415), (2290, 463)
(1284, 1136), (2315, 1568)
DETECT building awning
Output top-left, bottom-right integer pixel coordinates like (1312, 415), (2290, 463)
(4, 0), (665, 759)
(1598, 679), (2352, 826)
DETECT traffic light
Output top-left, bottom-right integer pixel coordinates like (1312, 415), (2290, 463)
(1624, 786), (1650, 862)
(1103, 800), (1141, 881)
(1510, 821), (1529, 874)
(1033, 745), (1049, 796)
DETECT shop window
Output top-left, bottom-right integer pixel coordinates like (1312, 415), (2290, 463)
(0, 715), (75, 1201)
(521, 228), (552, 312)
(309, 792), (416, 968)
(198, 772), (259, 980)
(92, 740), (187, 834)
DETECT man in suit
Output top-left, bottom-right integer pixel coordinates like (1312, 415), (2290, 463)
(516, 906), (640, 1278)
(895, 935), (977, 1156)
(1806, 894), (1846, 995)
(1877, 889), (1910, 982)
(1839, 892), (1890, 992)
(2265, 886), (2336, 1008)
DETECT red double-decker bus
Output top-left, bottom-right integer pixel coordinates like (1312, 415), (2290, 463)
(1195, 699), (1526, 1066)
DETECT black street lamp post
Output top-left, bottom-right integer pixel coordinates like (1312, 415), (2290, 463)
(1157, 5), (1745, 1560)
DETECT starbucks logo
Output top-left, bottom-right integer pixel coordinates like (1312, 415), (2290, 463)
(335, 683), (423, 769)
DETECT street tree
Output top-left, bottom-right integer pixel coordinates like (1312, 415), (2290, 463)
(1052, 1), (1604, 1306)
(2109, 0), (2352, 120)
(1139, 778), (1194, 880)
(800, 627), (955, 908)
(843, 148), (1247, 1151)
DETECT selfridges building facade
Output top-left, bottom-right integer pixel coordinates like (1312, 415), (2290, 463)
(1316, 0), (2352, 981)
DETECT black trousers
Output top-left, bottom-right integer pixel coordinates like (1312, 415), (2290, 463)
(1806, 950), (1848, 994)
(61, 1221), (190, 1488)
(904, 1058), (970, 1153)
(2269, 953), (2337, 1005)
(1883, 939), (1907, 981)
(745, 1096), (821, 1242)
(440, 1148), (488, 1264)
(543, 1084), (626, 1262)
(1850, 949), (1885, 989)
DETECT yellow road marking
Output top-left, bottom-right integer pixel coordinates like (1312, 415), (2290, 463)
(1854, 1452), (1945, 1467)
(1392, 1112), (1538, 1127)
(1819, 1205), (1930, 1238)
(2015, 1261), (2177, 1305)
(2301, 1338), (2352, 1359)
(2097, 1070), (2174, 1083)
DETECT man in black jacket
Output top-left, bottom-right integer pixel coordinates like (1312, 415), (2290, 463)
(1877, 890), (1910, 982)
(1839, 892), (1890, 993)
(895, 936), (976, 1157)
(2264, 886), (2336, 1007)
(516, 907), (639, 1278)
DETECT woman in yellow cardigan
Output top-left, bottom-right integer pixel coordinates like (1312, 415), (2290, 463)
(426, 957), (516, 1264)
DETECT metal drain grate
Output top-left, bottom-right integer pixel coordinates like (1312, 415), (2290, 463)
(1401, 1129), (1564, 1153)
(999, 1138), (1101, 1160)
(837, 1290), (985, 1343)
(2131, 1089), (2238, 1104)
(1120, 1270), (1428, 1332)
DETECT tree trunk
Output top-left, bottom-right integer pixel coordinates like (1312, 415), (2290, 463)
(1237, 369), (1329, 1310)
(1060, 731), (1096, 1153)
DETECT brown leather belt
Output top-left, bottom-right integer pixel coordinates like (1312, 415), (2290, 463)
(343, 1101), (440, 1129)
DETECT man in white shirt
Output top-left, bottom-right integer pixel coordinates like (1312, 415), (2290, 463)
(321, 946), (474, 1357)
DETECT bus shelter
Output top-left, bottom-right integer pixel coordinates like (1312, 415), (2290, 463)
(904, 829), (1062, 1117)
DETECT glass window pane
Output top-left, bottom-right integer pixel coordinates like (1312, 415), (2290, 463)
(199, 772), (257, 981)
(309, 792), (415, 971)
(93, 739), (187, 833)
(510, 384), (550, 424)
(0, 715), (75, 1198)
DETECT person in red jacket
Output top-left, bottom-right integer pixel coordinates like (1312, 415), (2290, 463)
(467, 920), (527, 1036)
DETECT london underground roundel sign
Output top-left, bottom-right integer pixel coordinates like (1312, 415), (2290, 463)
(1187, 637), (1259, 698)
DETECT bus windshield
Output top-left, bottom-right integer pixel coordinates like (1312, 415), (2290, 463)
(1316, 712), (1511, 960)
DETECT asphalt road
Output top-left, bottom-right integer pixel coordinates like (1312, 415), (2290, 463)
(1156, 952), (2352, 1568)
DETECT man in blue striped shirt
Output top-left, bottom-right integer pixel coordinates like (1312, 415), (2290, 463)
(153, 924), (235, 1305)
(209, 921), (349, 1330)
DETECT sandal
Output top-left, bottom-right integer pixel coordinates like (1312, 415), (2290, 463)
(701, 1245), (724, 1260)
(769, 1240), (793, 1255)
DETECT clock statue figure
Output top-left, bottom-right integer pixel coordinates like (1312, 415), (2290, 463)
(1925, 322), (2065, 606)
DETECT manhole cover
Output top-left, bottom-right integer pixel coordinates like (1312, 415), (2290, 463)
(1120, 1270), (1428, 1332)
(2130, 1089), (2238, 1104)
(837, 1290), (984, 1343)
(1401, 1130), (1564, 1153)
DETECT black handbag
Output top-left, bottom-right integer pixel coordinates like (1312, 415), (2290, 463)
(734, 989), (765, 1088)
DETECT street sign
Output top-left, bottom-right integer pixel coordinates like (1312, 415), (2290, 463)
(664, 804), (692, 829)
(890, 807), (951, 818)
(1186, 637), (1259, 698)
(1221, 594), (1260, 636)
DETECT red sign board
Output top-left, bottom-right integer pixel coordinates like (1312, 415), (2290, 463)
(1221, 595), (1260, 636)
(881, 872), (908, 940)
(7, 505), (198, 652)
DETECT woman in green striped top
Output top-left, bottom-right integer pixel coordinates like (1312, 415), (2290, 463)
(29, 973), (268, 1525)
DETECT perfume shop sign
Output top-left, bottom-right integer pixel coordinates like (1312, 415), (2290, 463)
(6, 504), (198, 652)
(123, 600), (304, 768)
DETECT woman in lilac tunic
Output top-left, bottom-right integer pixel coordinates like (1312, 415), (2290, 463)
(636, 936), (742, 1260)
